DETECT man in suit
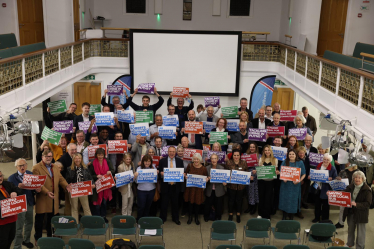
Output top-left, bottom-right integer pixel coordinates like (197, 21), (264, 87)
(197, 106), (219, 123)
(73, 102), (94, 129)
(167, 93), (194, 123)
(101, 89), (130, 113)
(180, 110), (203, 150)
(149, 114), (167, 147)
(32, 150), (71, 243)
(302, 106), (317, 138)
(71, 130), (89, 153)
(251, 109), (272, 153)
(158, 146), (184, 224)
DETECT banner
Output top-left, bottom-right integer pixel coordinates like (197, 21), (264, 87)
(221, 106), (239, 118)
(309, 152), (324, 167)
(280, 110), (297, 122)
(53, 120), (73, 134)
(266, 126), (285, 137)
(107, 85), (123, 96)
(310, 169), (329, 183)
(78, 121), (98, 134)
(184, 121), (204, 134)
(115, 171), (134, 188)
(108, 140), (128, 154)
(118, 110), (135, 123)
(109, 75), (132, 107)
(203, 122), (216, 134)
(327, 191), (352, 207)
(248, 128), (267, 142)
(288, 128), (307, 140)
(137, 83), (155, 94)
(87, 144), (107, 160)
(95, 112), (115, 126)
(47, 100), (67, 114)
(130, 123), (150, 136)
(158, 126), (176, 139)
(241, 154), (258, 167)
(164, 168), (184, 182)
(204, 97), (220, 107)
(1, 195), (27, 218)
(89, 104), (102, 115)
(173, 87), (189, 98)
(249, 75), (276, 118)
(22, 174), (46, 190)
(209, 132), (228, 145)
(280, 166), (301, 182)
(162, 115), (179, 127)
(160, 146), (178, 157)
(41, 126), (62, 145)
(271, 146), (287, 161)
(183, 148), (203, 161)
(95, 174), (115, 193)
(137, 168), (158, 183)
(186, 174), (207, 188)
(151, 156), (161, 168)
(227, 119), (240, 132)
(256, 166), (277, 180)
(135, 111), (153, 123)
(70, 181), (93, 198)
(210, 169), (231, 183)
(206, 151), (226, 164)
(328, 179), (349, 191)
(230, 170), (251, 185)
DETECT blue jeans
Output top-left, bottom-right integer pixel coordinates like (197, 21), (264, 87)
(137, 189), (156, 220)
(93, 199), (107, 218)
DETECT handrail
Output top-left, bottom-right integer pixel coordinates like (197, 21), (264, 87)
(285, 34), (292, 38)
(242, 32), (270, 35)
(361, 52), (374, 59)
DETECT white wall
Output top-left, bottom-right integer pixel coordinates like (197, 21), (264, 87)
(0, 0), (19, 45)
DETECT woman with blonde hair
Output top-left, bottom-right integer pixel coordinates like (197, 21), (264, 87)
(116, 153), (134, 215)
(239, 112), (253, 130)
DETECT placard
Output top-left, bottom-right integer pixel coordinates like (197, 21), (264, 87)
(118, 110), (135, 123)
(162, 115), (179, 127)
(47, 100), (67, 114)
(164, 168), (184, 182)
(221, 106), (239, 118)
(266, 126), (285, 137)
(70, 180), (93, 198)
(227, 119), (240, 132)
(256, 166), (277, 180)
(203, 144), (211, 151)
(288, 128), (307, 140)
(309, 152), (324, 167)
(230, 170), (251, 185)
(210, 169), (231, 183)
(310, 169), (329, 183)
(41, 126), (62, 145)
(53, 120), (73, 134)
(209, 132), (228, 145)
(108, 140), (128, 154)
(95, 174), (115, 193)
(327, 191), (352, 207)
(204, 97), (220, 107)
(280, 110), (297, 122)
(280, 166), (301, 182)
(241, 154), (258, 167)
(138, 83), (155, 94)
(184, 121), (204, 134)
(78, 121), (98, 134)
(186, 174), (207, 188)
(95, 112), (115, 126)
(151, 156), (161, 168)
(172, 87), (189, 98)
(22, 174), (47, 190)
(160, 146), (177, 157)
(248, 128), (267, 142)
(328, 179), (349, 191)
(137, 168), (158, 183)
(1, 195), (27, 218)
(158, 126), (176, 139)
(271, 146), (287, 161)
(183, 148), (203, 161)
(135, 111), (154, 123)
(115, 171), (134, 188)
(130, 123), (150, 136)
(206, 151), (226, 164)
(203, 122), (216, 134)
(87, 144), (107, 160)
(89, 104), (102, 115)
(107, 85), (123, 96)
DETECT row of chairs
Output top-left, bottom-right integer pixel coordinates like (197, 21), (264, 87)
(211, 246), (343, 249)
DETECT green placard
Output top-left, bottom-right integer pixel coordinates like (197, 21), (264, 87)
(41, 126), (63, 145)
(209, 132), (228, 145)
(89, 104), (102, 115)
(221, 106), (239, 118)
(256, 166), (277, 180)
(135, 111), (154, 123)
(47, 100), (67, 115)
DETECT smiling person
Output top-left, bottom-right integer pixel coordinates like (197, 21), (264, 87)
(127, 87), (164, 119)
(101, 88), (130, 113)
(287, 114), (313, 147)
(73, 102), (94, 130)
(167, 93), (194, 123)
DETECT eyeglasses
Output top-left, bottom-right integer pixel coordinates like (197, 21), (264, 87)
(44, 156), (53, 158)
(17, 164), (27, 167)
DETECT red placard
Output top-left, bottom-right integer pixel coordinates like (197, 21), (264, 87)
(280, 166), (301, 182)
(1, 195), (27, 218)
(152, 156), (161, 168)
(108, 140), (128, 154)
(203, 144), (210, 151)
(95, 174), (115, 193)
(70, 180), (93, 198)
(88, 144), (107, 160)
(327, 191), (352, 207)
(184, 121), (204, 134)
(241, 154), (258, 167)
(22, 174), (47, 190)
(280, 110), (297, 122)
(183, 148), (203, 161)
(172, 87), (189, 98)
(266, 126), (285, 137)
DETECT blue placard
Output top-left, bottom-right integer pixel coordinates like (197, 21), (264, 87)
(115, 171), (134, 188)
(186, 174), (207, 188)
(137, 169), (157, 183)
(130, 123), (150, 136)
(162, 115), (179, 127)
(227, 120), (240, 132)
(158, 126), (176, 139)
(203, 121), (216, 133)
(230, 170), (251, 185)
(310, 169), (329, 183)
(210, 169), (231, 183)
(164, 168), (184, 182)
(95, 113), (115, 126)
(271, 146), (287, 161)
(118, 110), (135, 123)
(328, 179), (349, 191)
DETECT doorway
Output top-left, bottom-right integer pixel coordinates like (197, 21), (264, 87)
(17, 0), (45, 46)
(316, 0), (349, 57)
(271, 88), (295, 111)
(74, 82), (102, 115)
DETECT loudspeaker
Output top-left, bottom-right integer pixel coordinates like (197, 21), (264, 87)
(155, 0), (163, 15)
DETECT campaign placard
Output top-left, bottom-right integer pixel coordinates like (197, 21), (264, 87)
(22, 174), (47, 190)
(118, 110), (135, 123)
(221, 106), (239, 118)
(1, 195), (27, 218)
(209, 132), (228, 145)
(327, 191), (352, 207)
(280, 110), (297, 122)
(328, 179), (349, 191)
(241, 154), (258, 167)
(204, 97), (220, 107)
(41, 126), (62, 145)
(210, 169), (231, 183)
(203, 122), (216, 134)
(152, 156), (161, 168)
(47, 100), (67, 114)
(70, 181), (93, 198)
(227, 119), (240, 132)
(271, 146), (287, 161)
(135, 111), (154, 123)
(184, 121), (204, 134)
(162, 115), (179, 127)
(310, 169), (329, 183)
(107, 85), (123, 96)
(115, 171), (134, 188)
(256, 166), (277, 180)
(248, 128), (267, 142)
(186, 174), (207, 188)
(309, 152), (324, 167)
(95, 112), (115, 126)
(89, 104), (102, 115)
(53, 120), (73, 134)
(288, 128), (307, 140)
(87, 144), (107, 160)
(130, 123), (150, 136)
(203, 144), (211, 151)
(108, 140), (128, 154)
(280, 166), (301, 182)
(164, 168), (184, 182)
(158, 126), (176, 139)
(137, 83), (155, 94)
(266, 126), (285, 137)
(78, 121), (98, 134)
(230, 170), (251, 185)
(172, 87), (189, 98)
(137, 168), (158, 183)
(95, 174), (115, 193)
(161, 146), (178, 157)
(206, 151), (226, 164)
(183, 148), (203, 161)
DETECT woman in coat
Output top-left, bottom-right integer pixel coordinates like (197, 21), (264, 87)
(245, 142), (260, 215)
(115, 152), (134, 215)
(287, 114), (312, 147)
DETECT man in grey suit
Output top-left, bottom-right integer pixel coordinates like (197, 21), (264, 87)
(197, 106), (219, 123)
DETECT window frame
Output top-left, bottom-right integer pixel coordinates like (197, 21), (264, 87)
(227, 0), (254, 18)
(123, 0), (149, 16)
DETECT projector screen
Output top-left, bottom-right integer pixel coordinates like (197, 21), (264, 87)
(130, 30), (242, 96)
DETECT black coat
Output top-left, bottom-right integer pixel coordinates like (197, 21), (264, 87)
(343, 183), (372, 223)
(180, 121), (203, 150)
(158, 157), (184, 194)
(65, 166), (93, 184)
(58, 153), (72, 178)
(101, 96), (130, 112)
(251, 118), (272, 128)
(73, 114), (94, 129)
(167, 98), (194, 123)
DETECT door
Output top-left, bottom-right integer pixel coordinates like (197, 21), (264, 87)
(316, 0), (349, 56)
(271, 88), (295, 111)
(74, 82), (102, 115)
(73, 0), (80, 41)
(17, 0), (44, 46)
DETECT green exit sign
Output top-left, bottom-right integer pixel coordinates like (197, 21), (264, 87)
(82, 75), (95, 80)
(275, 80), (286, 86)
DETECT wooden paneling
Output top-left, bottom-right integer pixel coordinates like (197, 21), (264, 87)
(17, 0), (44, 45)
(73, 0), (80, 42)
(271, 88), (295, 110)
(73, 82), (101, 115)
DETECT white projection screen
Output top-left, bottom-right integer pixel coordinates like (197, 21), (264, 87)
(130, 30), (242, 96)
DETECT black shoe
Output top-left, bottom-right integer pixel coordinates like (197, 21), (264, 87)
(195, 216), (200, 225)
(335, 222), (344, 229)
(187, 216), (192, 225)
(228, 214), (233, 221)
(204, 217), (209, 222)
(236, 215), (241, 223)
(296, 212), (304, 219)
(301, 203), (309, 209)
(22, 242), (34, 249)
(173, 219), (181, 225)
(312, 218), (319, 223)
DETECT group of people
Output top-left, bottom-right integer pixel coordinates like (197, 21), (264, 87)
(0, 88), (372, 249)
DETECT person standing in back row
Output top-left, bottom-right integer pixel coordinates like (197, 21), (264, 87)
(127, 87), (164, 119)
(237, 98), (253, 121)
